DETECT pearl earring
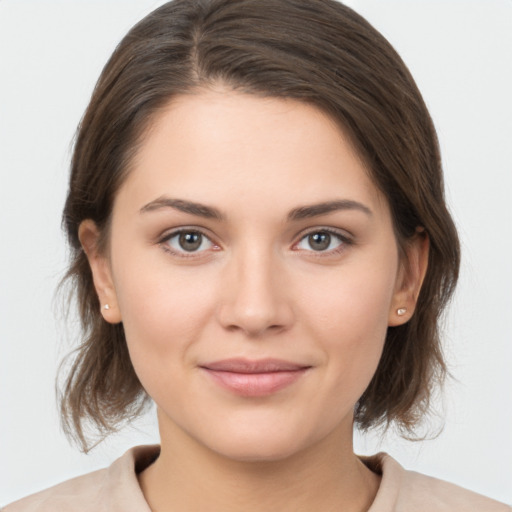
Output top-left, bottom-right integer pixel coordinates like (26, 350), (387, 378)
(103, 304), (110, 310)
(397, 307), (407, 316)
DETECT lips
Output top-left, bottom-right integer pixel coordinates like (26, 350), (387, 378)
(200, 358), (310, 397)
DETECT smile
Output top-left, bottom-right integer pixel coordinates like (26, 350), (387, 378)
(200, 358), (311, 397)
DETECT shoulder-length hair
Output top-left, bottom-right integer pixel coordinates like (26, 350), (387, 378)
(60, 0), (460, 451)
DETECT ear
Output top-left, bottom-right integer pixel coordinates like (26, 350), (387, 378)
(78, 219), (122, 324)
(388, 229), (429, 326)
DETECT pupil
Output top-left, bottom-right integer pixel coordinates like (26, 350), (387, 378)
(309, 232), (330, 251)
(179, 232), (202, 251)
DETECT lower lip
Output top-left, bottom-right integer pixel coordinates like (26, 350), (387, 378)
(201, 368), (308, 397)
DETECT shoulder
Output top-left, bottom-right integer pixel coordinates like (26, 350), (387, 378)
(400, 470), (510, 512)
(3, 467), (109, 512)
(364, 453), (511, 512)
(2, 445), (159, 512)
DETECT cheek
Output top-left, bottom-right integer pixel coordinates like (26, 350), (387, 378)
(297, 253), (398, 389)
(112, 255), (219, 380)
(301, 256), (397, 338)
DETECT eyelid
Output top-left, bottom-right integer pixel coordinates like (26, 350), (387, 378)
(158, 227), (220, 258)
(156, 225), (352, 258)
(293, 227), (353, 254)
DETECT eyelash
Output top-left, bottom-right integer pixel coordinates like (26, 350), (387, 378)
(158, 228), (218, 259)
(158, 227), (352, 259)
(294, 228), (352, 257)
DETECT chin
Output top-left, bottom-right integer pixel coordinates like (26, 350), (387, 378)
(197, 420), (324, 464)
(210, 438), (305, 463)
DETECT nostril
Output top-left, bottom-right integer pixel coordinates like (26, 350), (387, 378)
(215, 261), (295, 336)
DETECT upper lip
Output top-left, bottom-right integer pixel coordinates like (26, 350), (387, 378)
(200, 358), (310, 373)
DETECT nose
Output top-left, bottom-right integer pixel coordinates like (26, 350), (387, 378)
(216, 246), (294, 338)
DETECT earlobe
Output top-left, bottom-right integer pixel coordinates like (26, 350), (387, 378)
(388, 229), (429, 326)
(78, 220), (122, 324)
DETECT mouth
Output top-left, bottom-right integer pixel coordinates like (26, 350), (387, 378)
(199, 358), (311, 397)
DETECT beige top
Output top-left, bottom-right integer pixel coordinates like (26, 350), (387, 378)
(3, 445), (511, 512)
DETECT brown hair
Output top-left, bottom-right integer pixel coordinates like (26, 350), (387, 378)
(60, 0), (460, 451)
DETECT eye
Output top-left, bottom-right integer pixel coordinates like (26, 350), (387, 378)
(295, 229), (348, 252)
(162, 230), (215, 254)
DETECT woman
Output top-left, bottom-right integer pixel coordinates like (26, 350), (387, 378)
(2, 0), (510, 510)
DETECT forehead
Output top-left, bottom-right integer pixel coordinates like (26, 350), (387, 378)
(116, 89), (388, 219)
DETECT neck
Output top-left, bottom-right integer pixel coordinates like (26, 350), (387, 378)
(138, 413), (380, 512)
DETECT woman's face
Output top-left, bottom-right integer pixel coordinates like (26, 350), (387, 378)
(83, 90), (424, 461)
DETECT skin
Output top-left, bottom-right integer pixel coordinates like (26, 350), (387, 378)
(80, 89), (428, 512)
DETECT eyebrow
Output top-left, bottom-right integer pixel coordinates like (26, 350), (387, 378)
(140, 197), (225, 220)
(139, 197), (372, 221)
(287, 199), (372, 221)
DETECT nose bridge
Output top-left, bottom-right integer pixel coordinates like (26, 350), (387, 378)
(217, 240), (293, 336)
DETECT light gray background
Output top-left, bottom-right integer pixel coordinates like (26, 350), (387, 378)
(1, 0), (511, 505)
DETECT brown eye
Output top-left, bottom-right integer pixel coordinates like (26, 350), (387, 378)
(308, 232), (331, 251)
(179, 232), (203, 251)
(296, 229), (347, 253)
(164, 230), (214, 254)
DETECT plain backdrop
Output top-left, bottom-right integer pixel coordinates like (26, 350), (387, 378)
(1, 0), (511, 506)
